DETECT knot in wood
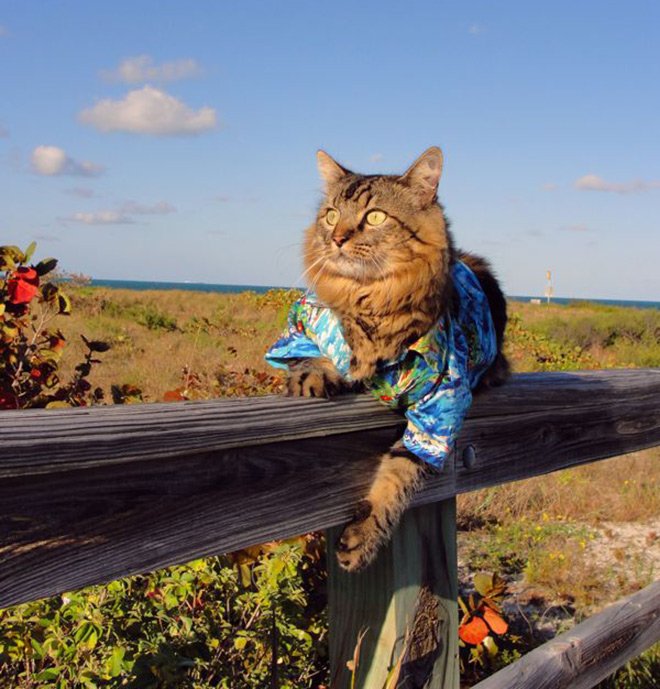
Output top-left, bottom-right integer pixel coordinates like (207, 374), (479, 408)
(462, 444), (477, 469)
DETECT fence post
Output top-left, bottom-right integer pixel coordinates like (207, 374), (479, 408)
(327, 497), (459, 688)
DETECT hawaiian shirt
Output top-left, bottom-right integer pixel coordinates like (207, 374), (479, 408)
(265, 261), (497, 470)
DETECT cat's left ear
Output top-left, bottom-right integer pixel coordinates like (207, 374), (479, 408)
(317, 150), (351, 191)
(400, 147), (444, 206)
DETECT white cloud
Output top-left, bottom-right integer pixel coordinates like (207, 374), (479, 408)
(65, 187), (97, 198)
(369, 153), (384, 163)
(101, 55), (202, 83)
(120, 200), (176, 215)
(468, 24), (486, 35)
(560, 224), (594, 233)
(574, 174), (660, 194)
(78, 86), (217, 136)
(542, 182), (558, 191)
(65, 199), (177, 225)
(31, 145), (105, 177)
(67, 211), (134, 225)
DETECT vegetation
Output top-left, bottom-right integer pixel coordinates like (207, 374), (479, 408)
(1, 245), (658, 687)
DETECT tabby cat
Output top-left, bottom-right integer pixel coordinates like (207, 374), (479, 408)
(278, 147), (508, 572)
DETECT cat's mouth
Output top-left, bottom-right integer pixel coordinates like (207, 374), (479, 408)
(328, 249), (384, 281)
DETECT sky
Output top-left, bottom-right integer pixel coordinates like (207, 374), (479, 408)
(1, 1), (659, 300)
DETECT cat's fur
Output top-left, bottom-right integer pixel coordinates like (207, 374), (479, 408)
(287, 147), (509, 571)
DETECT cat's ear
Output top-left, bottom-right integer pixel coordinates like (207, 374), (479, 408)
(317, 150), (350, 190)
(400, 147), (444, 205)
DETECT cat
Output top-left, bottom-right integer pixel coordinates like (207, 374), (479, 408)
(269, 147), (509, 572)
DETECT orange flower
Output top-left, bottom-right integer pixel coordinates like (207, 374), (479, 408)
(7, 267), (39, 305)
(459, 614), (490, 645)
(459, 603), (508, 645)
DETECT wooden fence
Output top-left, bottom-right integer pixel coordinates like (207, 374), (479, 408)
(1, 368), (659, 687)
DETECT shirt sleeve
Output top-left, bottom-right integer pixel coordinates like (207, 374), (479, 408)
(264, 299), (322, 370)
(401, 319), (474, 470)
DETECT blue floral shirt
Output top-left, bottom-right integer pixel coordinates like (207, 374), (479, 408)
(265, 262), (497, 470)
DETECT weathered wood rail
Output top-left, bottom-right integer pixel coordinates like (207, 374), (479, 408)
(473, 580), (660, 689)
(1, 368), (659, 688)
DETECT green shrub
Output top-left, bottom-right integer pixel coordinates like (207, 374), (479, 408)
(0, 243), (108, 408)
(0, 539), (328, 689)
(526, 308), (660, 366)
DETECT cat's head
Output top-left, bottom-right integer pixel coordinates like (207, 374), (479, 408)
(303, 147), (453, 293)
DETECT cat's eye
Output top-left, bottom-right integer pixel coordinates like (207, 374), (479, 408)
(366, 210), (387, 226)
(325, 209), (339, 226)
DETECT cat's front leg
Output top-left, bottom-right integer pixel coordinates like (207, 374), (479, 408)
(348, 353), (379, 381)
(286, 357), (353, 398)
(336, 442), (428, 571)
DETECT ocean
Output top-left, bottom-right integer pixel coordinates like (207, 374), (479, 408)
(88, 279), (660, 311)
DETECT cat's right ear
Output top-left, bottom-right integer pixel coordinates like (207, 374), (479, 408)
(400, 147), (444, 206)
(317, 150), (350, 191)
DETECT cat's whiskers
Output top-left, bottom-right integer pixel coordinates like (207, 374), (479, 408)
(295, 252), (328, 288)
(369, 252), (389, 281)
(305, 256), (331, 295)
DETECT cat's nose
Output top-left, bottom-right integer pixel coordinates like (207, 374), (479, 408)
(332, 230), (352, 247)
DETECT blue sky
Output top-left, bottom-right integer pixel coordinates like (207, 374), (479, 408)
(1, 1), (658, 300)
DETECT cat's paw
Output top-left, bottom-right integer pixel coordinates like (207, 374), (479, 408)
(286, 359), (344, 398)
(335, 500), (388, 572)
(287, 367), (331, 397)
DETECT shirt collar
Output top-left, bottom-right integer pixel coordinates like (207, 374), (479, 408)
(304, 291), (445, 368)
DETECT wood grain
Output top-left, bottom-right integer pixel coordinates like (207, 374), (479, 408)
(472, 580), (660, 689)
(1, 369), (658, 608)
(2, 369), (657, 477)
(327, 499), (459, 689)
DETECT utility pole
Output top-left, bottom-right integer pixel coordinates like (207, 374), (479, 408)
(544, 270), (554, 305)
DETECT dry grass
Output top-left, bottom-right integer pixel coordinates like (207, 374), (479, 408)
(56, 287), (292, 400)
(458, 448), (659, 526)
(458, 449), (659, 612)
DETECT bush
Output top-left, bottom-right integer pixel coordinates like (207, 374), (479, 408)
(0, 243), (108, 408)
(0, 539), (329, 688)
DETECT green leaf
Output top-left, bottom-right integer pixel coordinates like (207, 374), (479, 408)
(239, 563), (252, 588)
(75, 362), (92, 377)
(84, 627), (98, 650)
(474, 572), (494, 597)
(87, 340), (110, 353)
(0, 245), (25, 264)
(35, 668), (61, 681)
(57, 292), (71, 315)
(2, 322), (19, 340)
(108, 646), (125, 676)
(30, 637), (45, 659)
(38, 348), (62, 364)
(24, 241), (37, 263)
(483, 635), (499, 658)
(41, 283), (59, 303)
(44, 372), (60, 388)
(0, 254), (16, 271)
(36, 257), (58, 276)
